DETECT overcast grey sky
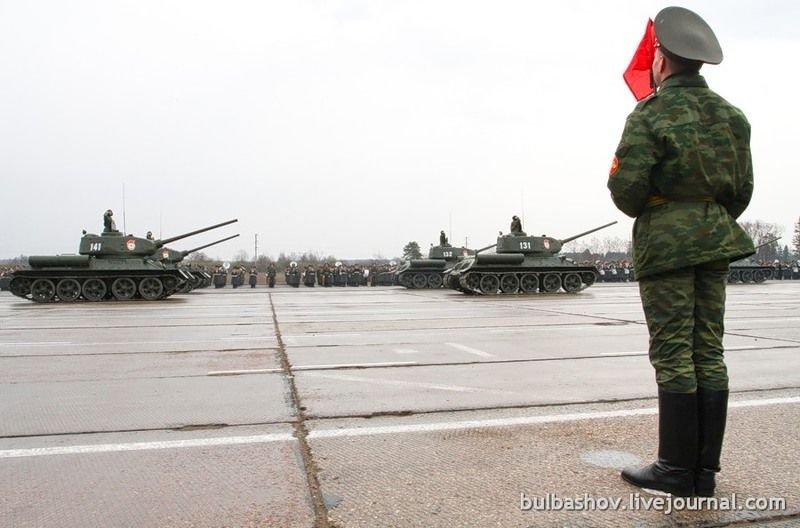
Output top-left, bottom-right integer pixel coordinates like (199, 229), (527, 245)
(2, 1), (798, 261)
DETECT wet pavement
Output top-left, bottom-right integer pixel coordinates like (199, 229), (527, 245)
(1, 282), (798, 527)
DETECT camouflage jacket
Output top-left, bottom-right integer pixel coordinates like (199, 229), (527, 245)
(608, 73), (754, 279)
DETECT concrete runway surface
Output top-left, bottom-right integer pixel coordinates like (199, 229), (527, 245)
(1, 281), (798, 528)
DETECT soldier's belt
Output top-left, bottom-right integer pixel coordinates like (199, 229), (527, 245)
(645, 195), (716, 208)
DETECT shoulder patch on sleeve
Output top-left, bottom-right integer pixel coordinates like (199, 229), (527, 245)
(609, 155), (619, 177)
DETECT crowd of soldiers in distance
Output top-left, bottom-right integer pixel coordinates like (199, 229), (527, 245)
(580, 260), (636, 282)
(583, 258), (800, 282)
(208, 261), (399, 288)
(0, 266), (22, 278)
(756, 259), (800, 279)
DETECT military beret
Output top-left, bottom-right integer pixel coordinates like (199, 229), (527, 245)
(654, 6), (723, 64)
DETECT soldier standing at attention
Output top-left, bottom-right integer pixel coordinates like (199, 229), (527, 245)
(608, 7), (754, 497)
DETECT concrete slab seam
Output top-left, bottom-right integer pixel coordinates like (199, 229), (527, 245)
(1, 396), (795, 459)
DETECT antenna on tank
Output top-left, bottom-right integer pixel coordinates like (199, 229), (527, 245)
(449, 211), (453, 245)
(122, 183), (127, 234)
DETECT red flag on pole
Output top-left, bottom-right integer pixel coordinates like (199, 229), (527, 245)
(623, 19), (656, 101)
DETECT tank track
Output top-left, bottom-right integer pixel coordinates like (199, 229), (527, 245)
(727, 266), (774, 284)
(8, 270), (186, 303)
(396, 271), (445, 289)
(455, 267), (599, 295)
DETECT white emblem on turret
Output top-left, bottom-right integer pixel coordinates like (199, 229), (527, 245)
(126, 239), (136, 251)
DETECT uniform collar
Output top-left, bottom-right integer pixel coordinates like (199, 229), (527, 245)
(658, 72), (708, 91)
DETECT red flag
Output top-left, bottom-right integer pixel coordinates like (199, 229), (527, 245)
(623, 19), (656, 101)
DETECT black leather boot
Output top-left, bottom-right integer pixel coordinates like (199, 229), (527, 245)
(621, 389), (697, 497)
(695, 388), (728, 497)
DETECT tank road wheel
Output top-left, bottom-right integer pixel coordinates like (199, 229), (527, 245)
(520, 273), (538, 293)
(427, 273), (443, 288)
(447, 275), (460, 290)
(753, 269), (766, 283)
(727, 270), (740, 283)
(397, 273), (412, 288)
(82, 278), (107, 301)
(9, 277), (32, 297)
(499, 273), (519, 294)
(111, 278), (137, 300)
(479, 274), (500, 294)
(56, 279), (81, 302)
(562, 272), (582, 293)
(30, 279), (56, 303)
(740, 270), (754, 283)
(411, 273), (428, 289)
(162, 276), (179, 294)
(139, 277), (164, 300)
(541, 273), (561, 293)
(580, 272), (597, 288)
(465, 273), (480, 291)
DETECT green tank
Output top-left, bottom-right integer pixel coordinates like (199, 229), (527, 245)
(395, 244), (475, 289)
(8, 219), (238, 303)
(155, 234), (240, 292)
(445, 221), (617, 295)
(727, 237), (780, 284)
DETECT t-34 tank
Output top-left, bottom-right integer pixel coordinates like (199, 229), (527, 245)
(446, 221), (617, 295)
(396, 244), (475, 289)
(727, 237), (780, 284)
(155, 234), (240, 292)
(8, 219), (238, 303)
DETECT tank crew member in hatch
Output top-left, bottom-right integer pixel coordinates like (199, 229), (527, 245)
(103, 209), (118, 233)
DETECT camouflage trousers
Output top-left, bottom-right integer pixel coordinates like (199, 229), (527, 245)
(638, 259), (730, 393)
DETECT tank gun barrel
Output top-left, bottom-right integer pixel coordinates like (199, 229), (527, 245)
(753, 237), (781, 251)
(181, 234), (240, 257)
(475, 243), (498, 254)
(156, 219), (238, 248)
(560, 221), (618, 244)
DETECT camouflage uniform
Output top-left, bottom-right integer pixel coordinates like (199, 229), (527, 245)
(609, 72), (754, 393)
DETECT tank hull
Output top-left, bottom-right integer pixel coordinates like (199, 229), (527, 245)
(8, 266), (191, 303)
(395, 259), (451, 289)
(727, 265), (774, 284)
(394, 245), (473, 290)
(446, 256), (599, 295)
(9, 218), (237, 303)
(443, 227), (616, 295)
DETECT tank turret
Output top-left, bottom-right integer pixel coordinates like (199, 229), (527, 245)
(446, 221), (617, 295)
(77, 219), (238, 258)
(9, 218), (238, 303)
